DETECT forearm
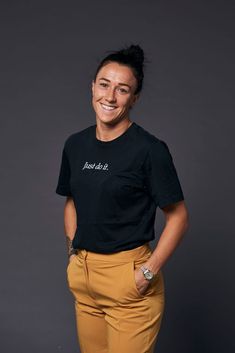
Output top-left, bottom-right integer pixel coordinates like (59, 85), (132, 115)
(145, 204), (189, 275)
(64, 197), (77, 259)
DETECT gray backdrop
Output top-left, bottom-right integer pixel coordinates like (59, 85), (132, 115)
(1, 0), (234, 352)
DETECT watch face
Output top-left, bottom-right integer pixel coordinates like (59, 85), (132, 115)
(145, 271), (154, 280)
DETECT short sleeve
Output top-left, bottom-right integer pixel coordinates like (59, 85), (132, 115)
(144, 140), (184, 209)
(55, 145), (72, 197)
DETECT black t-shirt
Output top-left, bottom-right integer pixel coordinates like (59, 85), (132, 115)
(55, 122), (184, 253)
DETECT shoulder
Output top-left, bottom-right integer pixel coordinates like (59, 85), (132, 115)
(134, 123), (170, 156)
(63, 124), (94, 151)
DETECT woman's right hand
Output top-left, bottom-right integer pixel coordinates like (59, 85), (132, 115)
(68, 254), (76, 263)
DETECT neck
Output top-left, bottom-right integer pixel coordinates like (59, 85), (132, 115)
(96, 119), (132, 142)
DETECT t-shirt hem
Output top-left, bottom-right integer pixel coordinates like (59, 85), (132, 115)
(55, 186), (72, 196)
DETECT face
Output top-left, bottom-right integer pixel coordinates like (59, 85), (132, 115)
(91, 62), (139, 125)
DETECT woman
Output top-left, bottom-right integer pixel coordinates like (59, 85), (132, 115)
(55, 44), (189, 353)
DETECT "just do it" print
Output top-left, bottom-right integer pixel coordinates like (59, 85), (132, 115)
(82, 161), (109, 171)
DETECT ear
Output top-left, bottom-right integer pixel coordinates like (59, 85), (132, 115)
(91, 80), (95, 96)
(131, 93), (140, 107)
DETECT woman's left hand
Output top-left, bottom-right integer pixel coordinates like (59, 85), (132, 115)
(134, 267), (150, 295)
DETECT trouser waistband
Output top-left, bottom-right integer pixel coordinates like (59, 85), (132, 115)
(77, 243), (152, 262)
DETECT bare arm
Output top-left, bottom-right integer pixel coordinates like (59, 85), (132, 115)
(64, 196), (77, 262)
(144, 200), (189, 274)
(133, 200), (189, 295)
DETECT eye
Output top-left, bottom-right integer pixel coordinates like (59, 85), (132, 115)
(100, 82), (108, 87)
(118, 87), (128, 94)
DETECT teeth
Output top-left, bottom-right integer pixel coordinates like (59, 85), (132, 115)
(101, 104), (116, 111)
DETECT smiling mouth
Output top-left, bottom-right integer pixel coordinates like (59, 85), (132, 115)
(100, 103), (117, 111)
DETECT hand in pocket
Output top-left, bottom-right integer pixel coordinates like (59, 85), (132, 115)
(134, 266), (151, 295)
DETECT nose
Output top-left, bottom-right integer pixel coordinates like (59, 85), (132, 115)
(105, 87), (117, 103)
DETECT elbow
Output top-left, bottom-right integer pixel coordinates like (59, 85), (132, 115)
(163, 200), (190, 233)
(177, 202), (190, 234)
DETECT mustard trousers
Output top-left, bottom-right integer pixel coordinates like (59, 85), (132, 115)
(66, 242), (165, 353)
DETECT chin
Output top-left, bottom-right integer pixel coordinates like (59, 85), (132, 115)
(96, 114), (118, 124)
(98, 118), (117, 126)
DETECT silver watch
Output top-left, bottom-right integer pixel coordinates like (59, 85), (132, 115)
(140, 265), (154, 281)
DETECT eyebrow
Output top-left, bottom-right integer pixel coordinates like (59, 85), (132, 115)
(98, 77), (131, 89)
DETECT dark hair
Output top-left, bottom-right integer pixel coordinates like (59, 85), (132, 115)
(93, 44), (145, 95)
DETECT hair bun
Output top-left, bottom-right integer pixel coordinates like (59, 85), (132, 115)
(123, 44), (144, 66)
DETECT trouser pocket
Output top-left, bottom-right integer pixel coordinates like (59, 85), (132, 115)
(117, 252), (157, 303)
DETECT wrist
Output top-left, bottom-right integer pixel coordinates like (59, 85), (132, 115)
(142, 262), (160, 276)
(65, 235), (77, 259)
(68, 248), (78, 259)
